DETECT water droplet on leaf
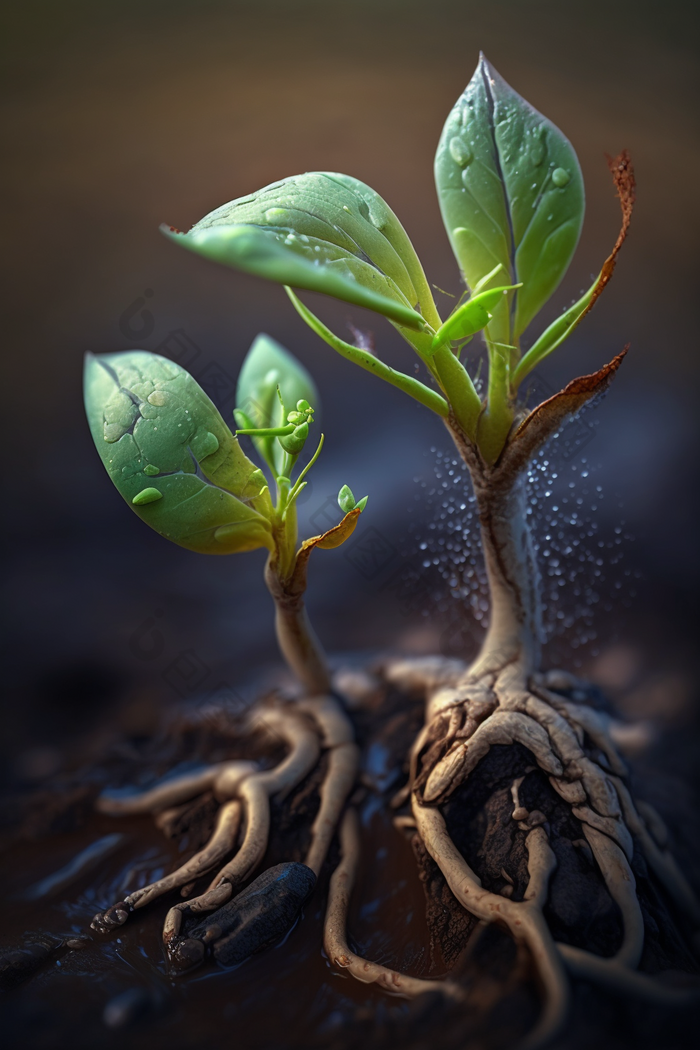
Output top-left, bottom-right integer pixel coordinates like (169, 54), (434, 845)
(132, 487), (162, 506)
(449, 137), (473, 168)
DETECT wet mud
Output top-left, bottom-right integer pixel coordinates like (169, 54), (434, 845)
(1, 679), (699, 1050)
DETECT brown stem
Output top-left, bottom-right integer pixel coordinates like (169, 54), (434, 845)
(264, 557), (331, 695)
(446, 416), (540, 677)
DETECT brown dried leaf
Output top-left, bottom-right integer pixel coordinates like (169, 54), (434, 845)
(581, 150), (636, 322)
(499, 348), (628, 477)
(288, 507), (362, 595)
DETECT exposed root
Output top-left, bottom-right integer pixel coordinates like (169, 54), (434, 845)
(611, 775), (700, 926)
(91, 693), (359, 964)
(557, 942), (700, 1002)
(95, 762), (255, 816)
(413, 800), (569, 1048)
(373, 654), (700, 1046)
(163, 774), (272, 944)
(127, 800), (243, 913)
(323, 808), (455, 999)
(580, 825), (643, 968)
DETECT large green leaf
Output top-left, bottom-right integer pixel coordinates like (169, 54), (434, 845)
(162, 172), (438, 331)
(235, 334), (319, 473)
(84, 350), (273, 554)
(435, 53), (584, 345)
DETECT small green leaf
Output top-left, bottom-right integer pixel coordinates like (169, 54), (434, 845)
(162, 171), (436, 331)
(355, 495), (368, 512)
(84, 350), (273, 554)
(430, 284), (521, 352)
(338, 485), (356, 513)
(435, 53), (584, 345)
(236, 334), (319, 473)
(511, 279), (596, 387)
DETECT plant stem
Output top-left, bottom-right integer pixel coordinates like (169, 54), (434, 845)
(264, 558), (332, 695)
(446, 418), (540, 677)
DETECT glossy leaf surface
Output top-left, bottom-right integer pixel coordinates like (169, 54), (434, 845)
(163, 172), (435, 331)
(235, 334), (319, 473)
(85, 351), (273, 554)
(430, 284), (520, 352)
(512, 150), (635, 388)
(435, 54), (584, 344)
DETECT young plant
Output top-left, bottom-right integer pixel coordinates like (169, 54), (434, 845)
(162, 54), (699, 1038)
(84, 334), (362, 969)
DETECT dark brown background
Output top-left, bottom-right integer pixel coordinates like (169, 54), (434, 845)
(2, 0), (699, 779)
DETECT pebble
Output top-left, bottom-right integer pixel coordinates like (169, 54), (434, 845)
(185, 862), (316, 970)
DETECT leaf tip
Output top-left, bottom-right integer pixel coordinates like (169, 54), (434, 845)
(160, 222), (186, 240)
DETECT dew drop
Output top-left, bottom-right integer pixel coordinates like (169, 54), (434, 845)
(132, 487), (162, 506)
(552, 167), (570, 187)
(265, 207), (288, 223)
(449, 137), (473, 168)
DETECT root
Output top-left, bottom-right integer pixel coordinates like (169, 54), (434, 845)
(95, 761), (255, 816)
(92, 693), (359, 955)
(581, 825), (643, 968)
(424, 710), (563, 802)
(380, 655), (700, 1045)
(126, 800), (243, 912)
(557, 942), (700, 1002)
(323, 808), (455, 999)
(297, 695), (361, 875)
(611, 775), (700, 926)
(306, 742), (359, 876)
(413, 799), (569, 1048)
(163, 775), (272, 943)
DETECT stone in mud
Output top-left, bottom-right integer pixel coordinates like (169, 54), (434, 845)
(190, 862), (316, 967)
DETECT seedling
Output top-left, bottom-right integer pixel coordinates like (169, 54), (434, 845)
(160, 53), (699, 1038)
(84, 334), (363, 968)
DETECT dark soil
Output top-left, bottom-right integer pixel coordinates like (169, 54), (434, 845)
(1, 679), (699, 1050)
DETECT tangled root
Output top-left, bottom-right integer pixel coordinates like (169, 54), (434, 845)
(91, 693), (358, 969)
(321, 656), (700, 1048)
(89, 656), (699, 1043)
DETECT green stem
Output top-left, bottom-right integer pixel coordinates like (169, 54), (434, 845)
(285, 288), (449, 418)
(431, 344), (482, 440)
(287, 433), (325, 505)
(476, 344), (513, 465)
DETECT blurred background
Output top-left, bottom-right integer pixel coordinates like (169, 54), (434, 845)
(2, 0), (699, 783)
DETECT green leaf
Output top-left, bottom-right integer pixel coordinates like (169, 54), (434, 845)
(84, 350), (273, 555)
(338, 485), (356, 513)
(511, 278), (596, 388)
(430, 283), (521, 353)
(512, 150), (636, 389)
(235, 334), (319, 473)
(162, 172), (436, 331)
(435, 53), (584, 345)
